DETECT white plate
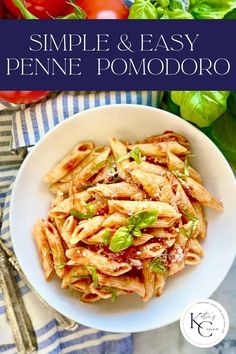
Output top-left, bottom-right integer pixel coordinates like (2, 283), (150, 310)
(10, 104), (236, 333)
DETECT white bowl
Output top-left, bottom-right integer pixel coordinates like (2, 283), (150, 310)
(10, 104), (236, 333)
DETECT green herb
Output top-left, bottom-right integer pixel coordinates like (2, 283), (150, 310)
(180, 213), (199, 239)
(101, 287), (117, 302)
(128, 210), (158, 230)
(109, 226), (134, 253)
(129, 0), (159, 19)
(171, 170), (185, 183)
(66, 0), (86, 19)
(71, 204), (94, 220)
(224, 8), (236, 18)
(102, 230), (112, 245)
(204, 92), (236, 161)
(55, 263), (66, 269)
(150, 258), (167, 273)
(86, 266), (98, 288)
(184, 157), (190, 177)
(189, 0), (236, 19)
(117, 147), (142, 165)
(171, 91), (230, 128)
(109, 210), (158, 253)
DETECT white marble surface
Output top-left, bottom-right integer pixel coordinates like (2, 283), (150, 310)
(134, 259), (236, 354)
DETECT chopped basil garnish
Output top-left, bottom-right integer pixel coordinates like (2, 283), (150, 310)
(55, 262), (66, 269)
(86, 266), (98, 287)
(184, 157), (190, 176)
(180, 212), (199, 239)
(150, 258), (167, 274)
(101, 287), (117, 303)
(117, 147), (142, 165)
(102, 230), (112, 245)
(109, 210), (158, 253)
(71, 204), (94, 220)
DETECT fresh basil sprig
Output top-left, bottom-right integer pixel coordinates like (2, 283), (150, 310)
(117, 147), (142, 165)
(150, 257), (167, 273)
(109, 210), (158, 253)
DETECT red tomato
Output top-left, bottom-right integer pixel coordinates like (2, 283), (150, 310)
(66, 0), (129, 19)
(0, 91), (50, 104)
(0, 1), (5, 18)
(3, 0), (68, 19)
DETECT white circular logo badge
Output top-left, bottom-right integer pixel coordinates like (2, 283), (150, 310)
(180, 299), (229, 348)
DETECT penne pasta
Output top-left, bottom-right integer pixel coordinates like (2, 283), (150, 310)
(70, 215), (106, 244)
(33, 132), (223, 303)
(71, 147), (111, 192)
(182, 177), (223, 212)
(108, 200), (180, 218)
(43, 221), (67, 278)
(44, 141), (94, 185)
(128, 141), (188, 157)
(130, 169), (166, 199)
(128, 160), (167, 176)
(88, 182), (145, 201)
(66, 247), (131, 276)
(32, 219), (54, 280)
(109, 137), (130, 180)
(167, 151), (202, 183)
(143, 259), (155, 301)
(98, 274), (145, 298)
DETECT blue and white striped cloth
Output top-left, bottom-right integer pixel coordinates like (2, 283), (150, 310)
(0, 90), (162, 354)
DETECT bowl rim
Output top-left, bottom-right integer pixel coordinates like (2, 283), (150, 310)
(10, 103), (236, 332)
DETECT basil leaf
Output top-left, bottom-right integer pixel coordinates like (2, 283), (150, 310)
(150, 258), (167, 273)
(128, 210), (158, 229)
(86, 266), (98, 287)
(171, 91), (230, 127)
(205, 112), (236, 161)
(132, 227), (143, 237)
(161, 9), (194, 18)
(102, 230), (112, 245)
(184, 157), (190, 176)
(190, 0), (236, 19)
(117, 147), (142, 165)
(180, 226), (192, 238)
(109, 226), (134, 253)
(129, 0), (159, 19)
(169, 0), (186, 10)
(224, 8), (236, 18)
(71, 204), (94, 220)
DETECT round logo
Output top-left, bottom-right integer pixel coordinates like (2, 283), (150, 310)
(180, 299), (229, 348)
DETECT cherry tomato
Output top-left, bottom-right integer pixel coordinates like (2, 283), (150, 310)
(66, 0), (129, 19)
(0, 91), (50, 104)
(3, 0), (68, 19)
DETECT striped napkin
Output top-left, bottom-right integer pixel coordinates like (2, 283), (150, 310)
(0, 90), (162, 354)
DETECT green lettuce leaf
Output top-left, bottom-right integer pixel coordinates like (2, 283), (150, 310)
(171, 91), (230, 127)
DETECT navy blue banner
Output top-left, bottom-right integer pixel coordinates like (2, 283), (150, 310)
(0, 20), (235, 90)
